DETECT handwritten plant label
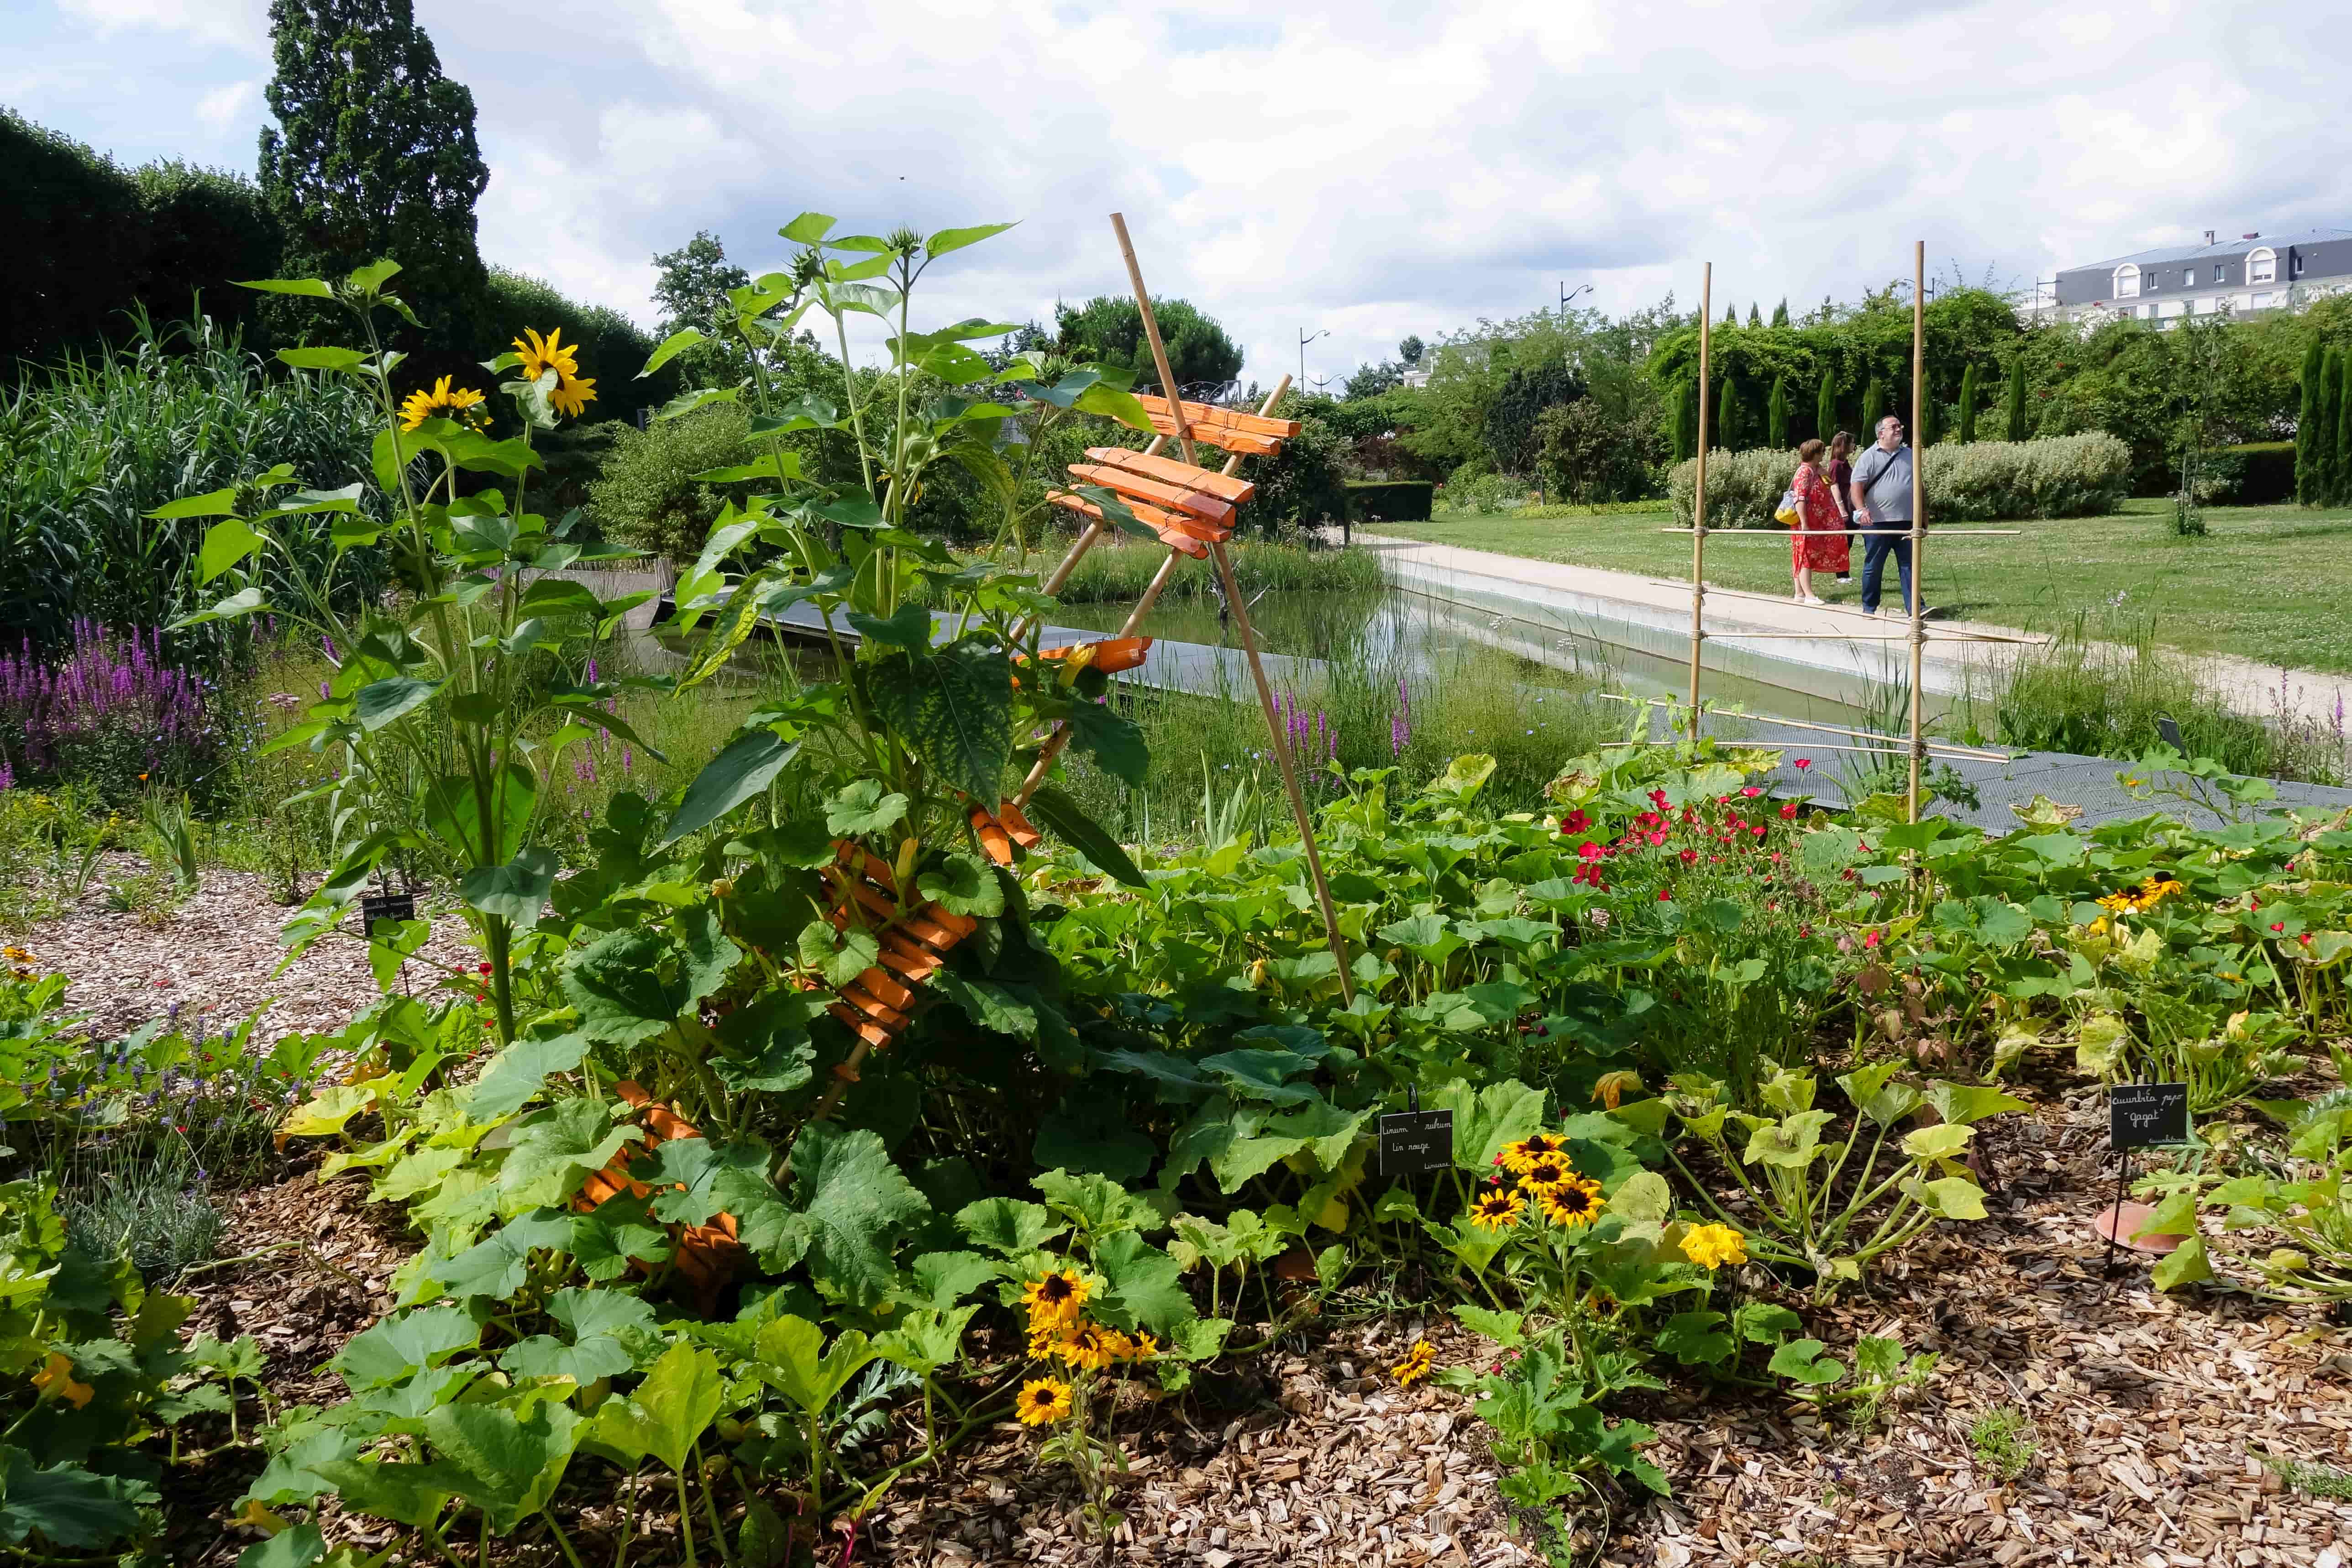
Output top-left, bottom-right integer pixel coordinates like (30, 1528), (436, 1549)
(1377, 1108), (1454, 1177)
(2110, 1082), (2190, 1150)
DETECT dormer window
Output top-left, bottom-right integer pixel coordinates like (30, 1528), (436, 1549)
(2249, 247), (2277, 283)
(2114, 263), (2141, 299)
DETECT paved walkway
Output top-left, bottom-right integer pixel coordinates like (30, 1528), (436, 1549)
(1362, 534), (2352, 742)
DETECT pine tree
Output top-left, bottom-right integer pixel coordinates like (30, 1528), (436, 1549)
(2004, 358), (2028, 442)
(1748, 303), (1762, 328)
(1724, 302), (1738, 328)
(1957, 362), (1979, 444)
(1862, 378), (1887, 437)
(2315, 349), (2343, 505)
(1816, 369), (1838, 445)
(2295, 336), (2327, 503)
(1717, 375), (1741, 452)
(257, 0), (490, 351)
(1919, 383), (1941, 446)
(1771, 298), (1790, 328)
(1766, 376), (1790, 449)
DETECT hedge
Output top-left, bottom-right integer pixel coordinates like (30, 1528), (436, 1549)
(1345, 479), (1434, 523)
(2209, 441), (2296, 506)
(1669, 434), (2132, 528)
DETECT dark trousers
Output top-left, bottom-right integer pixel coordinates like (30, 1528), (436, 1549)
(1860, 524), (1915, 614)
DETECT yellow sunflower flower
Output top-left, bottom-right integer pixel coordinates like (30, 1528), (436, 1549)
(1538, 1175), (1604, 1228)
(512, 326), (597, 419)
(1391, 1340), (1435, 1387)
(398, 375), (489, 431)
(1516, 1158), (1572, 1196)
(1468, 1189), (1524, 1230)
(1015, 1377), (1073, 1426)
(1021, 1269), (1089, 1329)
(1679, 1222), (1748, 1270)
(1499, 1131), (1568, 1175)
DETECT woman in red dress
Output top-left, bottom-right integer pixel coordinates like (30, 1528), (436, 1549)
(1789, 437), (1850, 605)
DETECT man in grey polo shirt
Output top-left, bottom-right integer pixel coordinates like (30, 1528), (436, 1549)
(1849, 414), (1917, 617)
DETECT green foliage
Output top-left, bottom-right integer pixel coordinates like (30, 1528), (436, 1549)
(1483, 360), (1586, 477)
(587, 404), (757, 561)
(1669, 434), (2131, 529)
(1816, 368), (1838, 446)
(2004, 357), (2028, 443)
(1534, 398), (1661, 506)
(1344, 480), (1433, 522)
(258, 0), (491, 362)
(1957, 361), (1980, 444)
(2295, 337), (2329, 503)
(1052, 296), (1242, 393)
(1765, 376), (1790, 450)
(1970, 1405), (2037, 1480)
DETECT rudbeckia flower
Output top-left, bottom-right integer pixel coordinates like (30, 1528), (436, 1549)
(1015, 1377), (1073, 1425)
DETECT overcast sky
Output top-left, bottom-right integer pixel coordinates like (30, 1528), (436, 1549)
(13, 0), (2351, 390)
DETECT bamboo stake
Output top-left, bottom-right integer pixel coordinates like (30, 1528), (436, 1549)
(1108, 213), (1352, 1002)
(1908, 240), (1927, 825)
(1688, 263), (1712, 738)
(1011, 376), (1294, 808)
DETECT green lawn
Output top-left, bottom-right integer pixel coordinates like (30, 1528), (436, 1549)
(1367, 498), (2352, 675)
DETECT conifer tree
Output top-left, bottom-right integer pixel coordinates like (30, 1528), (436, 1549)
(2336, 351), (2352, 506)
(1957, 362), (1979, 444)
(2295, 336), (2327, 503)
(1717, 375), (1741, 451)
(1862, 378), (1887, 436)
(1766, 376), (1789, 449)
(1816, 368), (1838, 445)
(1670, 377), (1696, 462)
(2004, 358), (2028, 442)
(1747, 303), (1762, 328)
(1724, 301), (1738, 327)
(1771, 298), (1790, 327)
(257, 0), (489, 349)
(2315, 349), (2343, 505)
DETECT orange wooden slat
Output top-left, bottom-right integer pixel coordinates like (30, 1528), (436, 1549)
(830, 1002), (895, 1049)
(1066, 462), (1235, 526)
(1144, 414), (1283, 456)
(852, 965), (916, 1012)
(1082, 447), (1256, 504)
(1047, 488), (1190, 537)
(1136, 394), (1300, 439)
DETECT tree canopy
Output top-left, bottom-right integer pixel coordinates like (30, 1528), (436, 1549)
(1052, 295), (1243, 393)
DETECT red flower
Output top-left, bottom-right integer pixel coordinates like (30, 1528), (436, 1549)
(2300, 933), (2313, 945)
(1752, 825), (1768, 839)
(478, 963), (493, 975)
(1648, 830), (1669, 847)
(1799, 924), (1812, 937)
(1562, 808), (1591, 834)
(1741, 786), (1763, 798)
(1779, 802), (1799, 819)
(1864, 930), (1882, 949)
(1657, 889), (1673, 901)
(2271, 923), (2286, 933)
(1578, 840), (1604, 861)
(1648, 789), (1670, 808)
(1680, 848), (1698, 865)
(1794, 758), (1811, 770)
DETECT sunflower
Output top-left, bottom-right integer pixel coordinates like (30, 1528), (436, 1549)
(1516, 1158), (1572, 1196)
(1538, 1176), (1604, 1228)
(1021, 1269), (1089, 1328)
(1391, 1340), (1435, 1387)
(398, 375), (489, 431)
(1015, 1377), (1073, 1426)
(1499, 1131), (1568, 1175)
(1679, 1222), (1748, 1270)
(1468, 1189), (1524, 1230)
(511, 326), (597, 419)
(1049, 1320), (1116, 1373)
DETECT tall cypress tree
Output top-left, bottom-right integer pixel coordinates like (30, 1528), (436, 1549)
(1919, 382), (1941, 446)
(258, 0), (490, 351)
(1766, 376), (1790, 449)
(2316, 349), (2343, 505)
(1957, 362), (1979, 444)
(2004, 358), (2028, 442)
(2336, 352), (2352, 507)
(1717, 376), (1741, 452)
(1723, 302), (1738, 328)
(1861, 378), (1887, 437)
(2295, 336), (2327, 504)
(1771, 298), (1790, 328)
(1670, 377), (1695, 462)
(1816, 368), (1838, 445)
(1748, 303), (1762, 328)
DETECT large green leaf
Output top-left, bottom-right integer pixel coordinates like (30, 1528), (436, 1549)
(634, 1136), (793, 1254)
(421, 1399), (582, 1528)
(782, 1123), (930, 1298)
(561, 928), (686, 1046)
(751, 1316), (878, 1419)
(954, 1197), (1066, 1256)
(1430, 1078), (1547, 1171)
(639, 326), (705, 379)
(197, 519), (266, 583)
(420, 766), (536, 868)
(499, 1100), (643, 1209)
(923, 221), (1018, 259)
(1024, 782), (1146, 888)
(459, 847), (559, 929)
(1089, 1231), (1192, 1335)
(331, 1305), (481, 1391)
(465, 1031), (591, 1120)
(235, 1523), (326, 1568)
(866, 642), (1013, 804)
(662, 728), (799, 846)
(593, 1343), (722, 1473)
(305, 1459), (469, 1530)
(0, 1449), (154, 1549)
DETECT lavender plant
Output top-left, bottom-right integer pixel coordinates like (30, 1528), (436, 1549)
(0, 622), (224, 804)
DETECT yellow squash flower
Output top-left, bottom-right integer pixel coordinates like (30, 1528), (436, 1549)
(31, 1352), (93, 1410)
(1680, 1222), (1748, 1270)
(1020, 1269), (1089, 1328)
(1015, 1377), (1073, 1425)
(1391, 1340), (1435, 1386)
(1468, 1189), (1524, 1230)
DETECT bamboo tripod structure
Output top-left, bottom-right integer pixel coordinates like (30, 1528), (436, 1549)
(1680, 242), (2027, 826)
(1017, 214), (1354, 1004)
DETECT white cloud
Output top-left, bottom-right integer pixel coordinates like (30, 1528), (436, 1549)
(21, 0), (2352, 389)
(192, 77), (257, 136)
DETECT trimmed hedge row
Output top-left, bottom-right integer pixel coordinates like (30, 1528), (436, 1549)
(1668, 434), (2132, 529)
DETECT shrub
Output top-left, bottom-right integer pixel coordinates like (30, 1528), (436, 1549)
(2209, 441), (2296, 505)
(586, 404), (756, 562)
(1668, 434), (2131, 528)
(1344, 480), (1433, 522)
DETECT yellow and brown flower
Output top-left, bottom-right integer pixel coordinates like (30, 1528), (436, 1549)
(1015, 1377), (1073, 1425)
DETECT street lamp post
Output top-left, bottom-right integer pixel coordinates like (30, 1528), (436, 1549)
(1298, 328), (1327, 397)
(1560, 281), (1592, 314)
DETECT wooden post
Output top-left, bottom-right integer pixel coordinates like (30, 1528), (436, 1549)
(1108, 214), (1353, 1003)
(1908, 240), (1927, 825)
(1688, 262), (1713, 739)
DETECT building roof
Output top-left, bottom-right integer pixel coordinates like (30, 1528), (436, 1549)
(2069, 228), (2352, 273)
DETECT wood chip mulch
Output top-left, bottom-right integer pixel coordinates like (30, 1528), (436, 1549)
(13, 856), (475, 1043)
(33, 883), (2352, 1567)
